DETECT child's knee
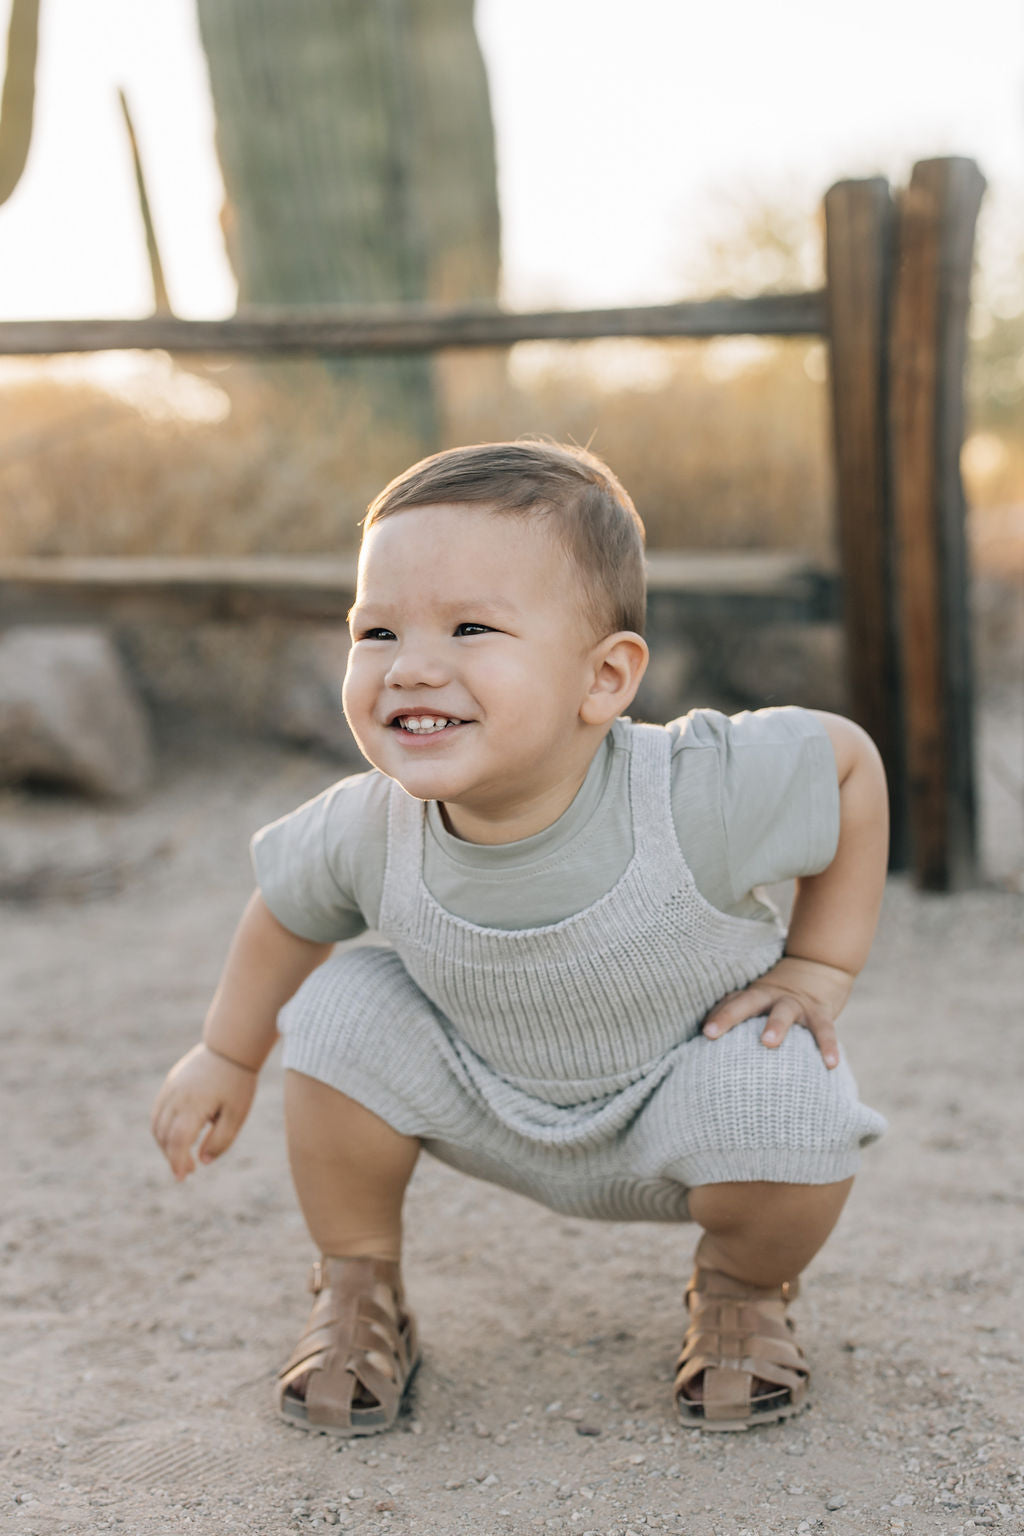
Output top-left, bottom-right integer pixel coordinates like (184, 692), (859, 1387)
(688, 1017), (862, 1152)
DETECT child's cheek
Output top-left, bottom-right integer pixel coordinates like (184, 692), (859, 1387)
(341, 663), (373, 738)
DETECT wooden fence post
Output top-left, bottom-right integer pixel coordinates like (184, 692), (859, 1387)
(888, 157), (985, 890)
(824, 176), (906, 865)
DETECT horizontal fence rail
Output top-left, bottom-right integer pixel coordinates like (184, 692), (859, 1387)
(0, 292), (826, 357)
(0, 552), (839, 628)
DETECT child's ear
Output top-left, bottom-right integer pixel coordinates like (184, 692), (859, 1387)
(580, 632), (649, 725)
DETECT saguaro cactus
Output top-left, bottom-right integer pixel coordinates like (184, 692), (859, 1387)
(196, 0), (501, 445)
(0, 0), (40, 207)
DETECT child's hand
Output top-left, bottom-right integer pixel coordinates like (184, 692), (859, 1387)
(151, 1043), (258, 1181)
(702, 955), (855, 1069)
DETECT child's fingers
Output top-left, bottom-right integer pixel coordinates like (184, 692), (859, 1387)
(156, 1105), (205, 1180)
(759, 996), (803, 1048)
(705, 990), (842, 1070)
(802, 1013), (841, 1070)
(198, 1105), (242, 1163)
(762, 1000), (840, 1070)
(702, 985), (771, 1038)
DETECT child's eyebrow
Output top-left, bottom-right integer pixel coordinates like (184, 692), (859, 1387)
(348, 595), (519, 624)
(440, 595), (518, 617)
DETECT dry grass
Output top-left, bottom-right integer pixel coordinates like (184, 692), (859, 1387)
(0, 340), (1019, 570)
(0, 342), (832, 559)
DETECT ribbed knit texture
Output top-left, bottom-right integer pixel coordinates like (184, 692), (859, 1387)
(280, 724), (885, 1221)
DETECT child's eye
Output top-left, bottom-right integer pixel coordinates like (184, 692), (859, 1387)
(358, 627), (397, 642)
(454, 622), (494, 637)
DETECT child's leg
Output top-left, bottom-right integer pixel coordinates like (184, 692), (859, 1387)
(676, 1178), (852, 1428)
(687, 1177), (853, 1286)
(285, 1070), (420, 1261)
(277, 1072), (421, 1435)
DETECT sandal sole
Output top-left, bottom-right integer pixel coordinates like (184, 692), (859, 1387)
(676, 1394), (809, 1433)
(278, 1353), (422, 1438)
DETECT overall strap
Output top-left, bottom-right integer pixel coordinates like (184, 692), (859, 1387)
(626, 722), (692, 879)
(379, 780), (426, 932)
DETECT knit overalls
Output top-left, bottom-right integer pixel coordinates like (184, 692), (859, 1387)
(280, 724), (885, 1221)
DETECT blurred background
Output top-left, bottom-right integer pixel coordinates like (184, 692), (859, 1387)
(0, 0), (1020, 755)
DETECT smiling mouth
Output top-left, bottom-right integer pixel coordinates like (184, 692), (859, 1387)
(392, 714), (466, 735)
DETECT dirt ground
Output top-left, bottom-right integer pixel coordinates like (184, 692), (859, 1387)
(1, 696), (1022, 1536)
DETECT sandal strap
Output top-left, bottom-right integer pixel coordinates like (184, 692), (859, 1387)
(277, 1256), (418, 1431)
(675, 1264), (809, 1424)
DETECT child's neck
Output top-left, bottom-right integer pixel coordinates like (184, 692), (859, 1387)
(439, 739), (608, 846)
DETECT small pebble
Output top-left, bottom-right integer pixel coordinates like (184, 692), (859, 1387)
(347, 1489), (364, 1500)
(374, 1501), (395, 1513)
(825, 1493), (848, 1510)
(475, 1422), (492, 1437)
(576, 1425), (601, 1437)
(444, 1480), (463, 1491)
(563, 1408), (584, 1422)
(481, 1473), (499, 1487)
(545, 1401), (563, 1413)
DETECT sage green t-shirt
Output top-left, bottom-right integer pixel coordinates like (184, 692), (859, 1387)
(251, 708), (839, 941)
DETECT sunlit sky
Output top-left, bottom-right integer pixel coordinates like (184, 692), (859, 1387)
(0, 0), (1022, 320)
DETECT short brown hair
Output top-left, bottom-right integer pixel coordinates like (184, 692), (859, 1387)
(363, 440), (647, 636)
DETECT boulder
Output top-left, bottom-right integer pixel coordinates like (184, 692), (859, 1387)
(0, 627), (154, 798)
(264, 625), (363, 761)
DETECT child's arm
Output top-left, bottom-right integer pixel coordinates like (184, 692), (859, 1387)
(702, 713), (888, 1069)
(151, 892), (333, 1179)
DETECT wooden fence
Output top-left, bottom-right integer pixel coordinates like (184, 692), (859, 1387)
(0, 156), (985, 889)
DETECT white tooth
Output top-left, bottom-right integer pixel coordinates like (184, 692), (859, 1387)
(403, 715), (450, 732)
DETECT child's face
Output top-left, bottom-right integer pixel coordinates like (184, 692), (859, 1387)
(343, 505), (605, 840)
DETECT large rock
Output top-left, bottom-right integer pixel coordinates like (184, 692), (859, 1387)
(0, 627), (154, 798)
(265, 625), (362, 760)
(119, 620), (365, 763)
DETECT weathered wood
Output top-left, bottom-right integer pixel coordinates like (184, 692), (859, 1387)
(824, 175), (906, 866)
(889, 158), (985, 889)
(0, 556), (360, 626)
(0, 292), (827, 358)
(0, 552), (838, 628)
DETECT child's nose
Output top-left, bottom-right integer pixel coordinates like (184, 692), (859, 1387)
(384, 638), (448, 690)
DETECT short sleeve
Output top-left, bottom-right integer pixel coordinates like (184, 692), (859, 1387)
(667, 707), (840, 909)
(249, 770), (390, 942)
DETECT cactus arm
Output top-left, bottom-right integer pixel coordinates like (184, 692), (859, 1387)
(0, 0), (40, 207)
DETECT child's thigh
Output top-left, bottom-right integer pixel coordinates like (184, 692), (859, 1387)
(277, 943), (442, 1071)
(644, 1017), (882, 1185)
(281, 943), (435, 1035)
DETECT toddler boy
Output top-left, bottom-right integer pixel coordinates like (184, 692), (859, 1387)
(152, 440), (887, 1435)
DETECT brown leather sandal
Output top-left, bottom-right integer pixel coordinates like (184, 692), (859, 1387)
(275, 1256), (420, 1437)
(674, 1264), (809, 1431)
